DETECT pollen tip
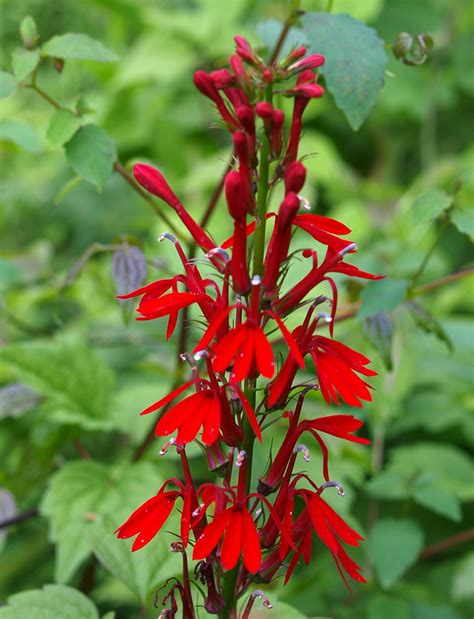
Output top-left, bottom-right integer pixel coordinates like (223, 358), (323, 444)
(159, 232), (177, 244)
(297, 194), (311, 210)
(341, 242), (357, 256)
(251, 274), (262, 285)
(235, 449), (247, 467)
(194, 349), (209, 360)
(320, 480), (345, 496)
(206, 247), (230, 263)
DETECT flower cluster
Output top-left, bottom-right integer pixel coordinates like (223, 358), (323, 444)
(116, 36), (381, 617)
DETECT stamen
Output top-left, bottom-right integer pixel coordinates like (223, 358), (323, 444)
(206, 247), (230, 263)
(194, 349), (209, 361)
(250, 590), (272, 609)
(293, 443), (311, 463)
(340, 242), (357, 256)
(235, 450), (247, 467)
(159, 232), (177, 244)
(159, 437), (176, 456)
(180, 352), (197, 368)
(192, 503), (205, 517)
(317, 312), (332, 323)
(251, 274), (262, 285)
(319, 480), (345, 496)
(297, 194), (311, 210)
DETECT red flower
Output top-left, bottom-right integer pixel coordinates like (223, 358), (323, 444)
(193, 505), (261, 573)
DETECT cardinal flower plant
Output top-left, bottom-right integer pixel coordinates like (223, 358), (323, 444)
(115, 35), (381, 618)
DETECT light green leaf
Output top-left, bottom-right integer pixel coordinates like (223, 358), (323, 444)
(46, 109), (81, 147)
(358, 278), (407, 320)
(40, 460), (164, 583)
(11, 48), (40, 81)
(65, 125), (116, 190)
(368, 518), (424, 588)
(368, 595), (411, 619)
(413, 480), (461, 521)
(452, 552), (474, 601)
(450, 206), (474, 238)
(0, 340), (115, 430)
(0, 71), (16, 98)
(0, 584), (99, 619)
(411, 602), (462, 619)
(0, 120), (42, 152)
(302, 13), (387, 130)
(42, 33), (118, 62)
(411, 188), (452, 225)
(366, 470), (408, 500)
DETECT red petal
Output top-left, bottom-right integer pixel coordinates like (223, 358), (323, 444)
(294, 213), (351, 235)
(267, 311), (305, 368)
(253, 326), (275, 378)
(192, 305), (236, 353)
(193, 508), (233, 560)
(212, 324), (246, 374)
(140, 379), (195, 416)
(220, 510), (242, 570)
(201, 393), (221, 445)
(233, 386), (262, 442)
(116, 278), (173, 300)
(240, 508), (262, 573)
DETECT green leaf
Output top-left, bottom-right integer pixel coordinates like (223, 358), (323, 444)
(411, 602), (462, 619)
(257, 20), (308, 58)
(412, 481), (461, 521)
(11, 48), (40, 81)
(0, 71), (17, 99)
(368, 595), (411, 619)
(0, 120), (42, 152)
(411, 188), (452, 225)
(40, 460), (164, 583)
(302, 13), (387, 130)
(452, 552), (474, 601)
(450, 206), (474, 237)
(88, 515), (181, 602)
(358, 278), (407, 320)
(363, 311), (394, 369)
(368, 518), (424, 588)
(46, 109), (81, 148)
(65, 125), (116, 190)
(42, 33), (118, 62)
(366, 470), (408, 500)
(0, 340), (115, 430)
(0, 584), (99, 619)
(20, 16), (39, 49)
(407, 301), (453, 352)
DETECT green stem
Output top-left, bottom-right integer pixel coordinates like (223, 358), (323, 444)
(410, 216), (449, 287)
(327, 0), (335, 12)
(221, 566), (240, 619)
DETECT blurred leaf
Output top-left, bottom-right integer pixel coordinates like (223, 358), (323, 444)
(42, 33), (118, 62)
(412, 479), (461, 522)
(358, 278), (407, 319)
(19, 16), (39, 50)
(407, 301), (453, 352)
(40, 460), (164, 583)
(366, 470), (408, 500)
(112, 245), (147, 324)
(0, 120), (42, 153)
(450, 207), (474, 238)
(46, 110), (81, 148)
(257, 20), (308, 58)
(368, 595), (410, 619)
(452, 552), (474, 601)
(0, 340), (115, 431)
(331, 0), (384, 22)
(368, 518), (424, 588)
(0, 584), (99, 619)
(0, 71), (16, 99)
(363, 311), (394, 369)
(411, 188), (452, 225)
(393, 32), (434, 66)
(302, 13), (387, 130)
(411, 602), (462, 619)
(65, 125), (116, 190)
(0, 383), (40, 419)
(11, 48), (40, 82)
(0, 489), (16, 547)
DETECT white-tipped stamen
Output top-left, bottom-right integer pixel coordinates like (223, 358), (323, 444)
(236, 450), (247, 467)
(317, 312), (333, 323)
(206, 247), (230, 263)
(250, 590), (273, 609)
(340, 242), (357, 256)
(194, 349), (209, 361)
(159, 437), (176, 456)
(251, 274), (262, 286)
(253, 508), (262, 521)
(293, 444), (311, 463)
(159, 232), (177, 244)
(192, 503), (205, 517)
(320, 480), (345, 496)
(297, 194), (311, 210)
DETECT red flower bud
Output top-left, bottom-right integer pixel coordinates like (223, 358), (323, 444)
(234, 35), (257, 64)
(271, 109), (285, 155)
(225, 171), (251, 294)
(292, 83), (325, 98)
(194, 70), (238, 131)
(284, 161), (307, 194)
(289, 54), (325, 72)
(210, 68), (234, 89)
(255, 101), (273, 118)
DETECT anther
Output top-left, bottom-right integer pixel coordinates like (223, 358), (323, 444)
(340, 242), (357, 256)
(251, 274), (262, 285)
(319, 480), (345, 496)
(293, 444), (311, 463)
(206, 247), (230, 263)
(297, 194), (311, 210)
(250, 590), (272, 609)
(194, 349), (209, 361)
(159, 232), (177, 244)
(235, 450), (247, 467)
(317, 312), (333, 323)
(159, 437), (176, 456)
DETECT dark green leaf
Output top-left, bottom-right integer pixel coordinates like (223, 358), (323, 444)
(366, 470), (408, 500)
(358, 278), (407, 320)
(368, 518), (424, 588)
(302, 13), (388, 130)
(411, 602), (462, 619)
(452, 552), (474, 601)
(0, 120), (42, 152)
(411, 188), (452, 225)
(368, 595), (411, 619)
(11, 48), (40, 81)
(65, 125), (116, 190)
(0, 71), (17, 99)
(46, 109), (81, 148)
(363, 311), (394, 369)
(42, 33), (118, 62)
(412, 480), (461, 522)
(0, 585), (99, 619)
(407, 301), (453, 352)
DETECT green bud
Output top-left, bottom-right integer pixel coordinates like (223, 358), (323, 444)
(20, 16), (39, 50)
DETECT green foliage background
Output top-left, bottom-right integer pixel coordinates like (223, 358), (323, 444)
(0, 0), (473, 617)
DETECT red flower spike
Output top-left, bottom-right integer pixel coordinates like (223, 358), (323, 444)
(234, 35), (259, 65)
(225, 171), (251, 294)
(193, 70), (238, 132)
(284, 160), (307, 194)
(270, 108), (285, 155)
(133, 164), (216, 252)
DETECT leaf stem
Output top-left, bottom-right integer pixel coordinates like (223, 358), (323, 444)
(410, 216), (450, 287)
(269, 0), (302, 65)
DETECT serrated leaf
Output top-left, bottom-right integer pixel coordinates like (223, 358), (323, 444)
(411, 188), (452, 225)
(368, 518), (424, 588)
(65, 125), (116, 190)
(0, 119), (42, 152)
(0, 340), (115, 430)
(368, 595), (411, 619)
(358, 278), (407, 320)
(407, 301), (453, 352)
(40, 460), (164, 583)
(0, 584), (99, 619)
(42, 33), (118, 62)
(412, 481), (461, 521)
(0, 71), (16, 98)
(363, 311), (394, 369)
(46, 109), (81, 147)
(11, 48), (40, 81)
(302, 13), (387, 130)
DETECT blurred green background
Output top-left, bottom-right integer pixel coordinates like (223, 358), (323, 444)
(0, 0), (473, 618)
